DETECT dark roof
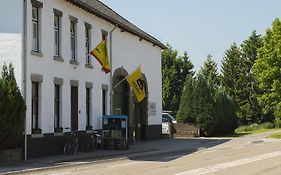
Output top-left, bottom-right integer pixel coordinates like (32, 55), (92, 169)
(66, 0), (166, 49)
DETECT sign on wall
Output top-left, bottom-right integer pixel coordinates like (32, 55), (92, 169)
(148, 102), (156, 116)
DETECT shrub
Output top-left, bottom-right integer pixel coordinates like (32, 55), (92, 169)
(0, 63), (26, 151)
(260, 122), (274, 129)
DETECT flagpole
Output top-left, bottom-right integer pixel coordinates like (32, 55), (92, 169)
(109, 25), (117, 115)
(112, 65), (141, 90)
(113, 76), (126, 89)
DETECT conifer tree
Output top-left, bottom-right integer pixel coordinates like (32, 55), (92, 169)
(162, 44), (194, 116)
(239, 31), (263, 123)
(0, 63), (26, 151)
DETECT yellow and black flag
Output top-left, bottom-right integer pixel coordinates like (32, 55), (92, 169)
(90, 39), (110, 73)
(126, 67), (146, 102)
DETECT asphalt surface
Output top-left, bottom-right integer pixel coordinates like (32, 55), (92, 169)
(1, 131), (281, 175)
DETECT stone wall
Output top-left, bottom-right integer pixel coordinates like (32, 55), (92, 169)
(174, 123), (198, 137)
(0, 149), (22, 165)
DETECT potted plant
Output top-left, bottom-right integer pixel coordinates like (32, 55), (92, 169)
(54, 127), (63, 133)
(32, 128), (42, 134)
(86, 125), (92, 130)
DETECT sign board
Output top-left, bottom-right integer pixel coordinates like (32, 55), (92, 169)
(148, 102), (156, 116)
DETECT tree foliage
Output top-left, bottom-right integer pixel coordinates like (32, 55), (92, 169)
(198, 54), (220, 86)
(177, 58), (238, 135)
(253, 18), (281, 126)
(162, 44), (194, 116)
(221, 43), (241, 102)
(239, 31), (264, 124)
(0, 63), (26, 151)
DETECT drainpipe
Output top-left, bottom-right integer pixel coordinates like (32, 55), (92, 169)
(109, 24), (117, 115)
(22, 0), (28, 161)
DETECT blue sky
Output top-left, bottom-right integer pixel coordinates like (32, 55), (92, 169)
(101, 0), (281, 71)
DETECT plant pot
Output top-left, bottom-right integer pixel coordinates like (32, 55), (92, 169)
(86, 125), (92, 130)
(32, 128), (42, 134)
(54, 127), (63, 133)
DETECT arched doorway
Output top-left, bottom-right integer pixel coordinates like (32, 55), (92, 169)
(112, 68), (148, 142)
(112, 68), (129, 116)
(132, 73), (148, 141)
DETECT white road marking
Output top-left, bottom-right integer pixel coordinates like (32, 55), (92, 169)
(108, 162), (139, 168)
(174, 151), (281, 175)
(202, 149), (218, 153)
(48, 172), (71, 175)
(163, 155), (182, 160)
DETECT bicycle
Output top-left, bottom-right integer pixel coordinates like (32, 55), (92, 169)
(82, 130), (102, 152)
(64, 130), (79, 155)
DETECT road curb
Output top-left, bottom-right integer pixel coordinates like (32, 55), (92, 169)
(0, 148), (158, 175)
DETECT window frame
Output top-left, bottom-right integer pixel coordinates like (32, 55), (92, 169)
(102, 84), (108, 116)
(86, 88), (91, 127)
(69, 16), (78, 62)
(31, 0), (43, 53)
(54, 15), (60, 57)
(85, 22), (91, 65)
(32, 6), (39, 52)
(54, 84), (61, 129)
(32, 81), (39, 129)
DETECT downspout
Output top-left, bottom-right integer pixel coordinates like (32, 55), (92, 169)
(22, 0), (28, 161)
(109, 24), (117, 115)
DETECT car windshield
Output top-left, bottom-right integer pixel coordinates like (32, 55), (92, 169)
(162, 113), (176, 122)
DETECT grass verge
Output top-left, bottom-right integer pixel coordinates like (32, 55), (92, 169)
(269, 132), (281, 139)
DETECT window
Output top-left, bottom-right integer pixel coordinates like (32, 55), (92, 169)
(31, 73), (43, 134)
(69, 16), (77, 62)
(32, 6), (39, 51)
(102, 30), (108, 40)
(31, 0), (43, 54)
(86, 88), (91, 126)
(32, 81), (39, 129)
(54, 84), (61, 129)
(85, 23), (91, 65)
(53, 9), (63, 61)
(54, 15), (60, 56)
(102, 89), (107, 115)
(70, 21), (75, 60)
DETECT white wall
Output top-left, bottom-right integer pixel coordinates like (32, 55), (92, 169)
(23, 0), (162, 134)
(112, 31), (162, 125)
(0, 0), (23, 90)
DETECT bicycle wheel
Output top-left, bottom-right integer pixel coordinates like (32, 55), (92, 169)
(73, 143), (78, 154)
(64, 142), (72, 155)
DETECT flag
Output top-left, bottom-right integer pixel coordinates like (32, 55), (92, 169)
(90, 39), (110, 73)
(126, 67), (146, 102)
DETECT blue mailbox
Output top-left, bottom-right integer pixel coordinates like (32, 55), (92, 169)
(102, 115), (128, 141)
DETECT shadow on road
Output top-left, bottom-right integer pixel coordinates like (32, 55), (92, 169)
(0, 137), (231, 174)
(127, 137), (231, 162)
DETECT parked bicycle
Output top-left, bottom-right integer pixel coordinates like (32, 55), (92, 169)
(64, 129), (79, 155)
(82, 130), (102, 152)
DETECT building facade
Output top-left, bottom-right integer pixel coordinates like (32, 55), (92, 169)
(0, 0), (165, 158)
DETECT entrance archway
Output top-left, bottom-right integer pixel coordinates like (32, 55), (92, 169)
(112, 68), (148, 142)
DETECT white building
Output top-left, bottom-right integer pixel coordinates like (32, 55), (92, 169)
(0, 0), (165, 158)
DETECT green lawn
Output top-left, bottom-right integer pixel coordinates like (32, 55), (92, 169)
(269, 132), (281, 139)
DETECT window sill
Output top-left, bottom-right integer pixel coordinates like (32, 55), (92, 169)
(54, 132), (64, 137)
(31, 133), (43, 138)
(31, 50), (43, 57)
(86, 130), (94, 134)
(85, 64), (93, 69)
(53, 56), (64, 62)
(70, 59), (79, 65)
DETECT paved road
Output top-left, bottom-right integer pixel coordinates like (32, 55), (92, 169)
(11, 131), (281, 175)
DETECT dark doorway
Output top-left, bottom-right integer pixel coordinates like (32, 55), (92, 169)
(112, 68), (149, 142)
(71, 86), (78, 131)
(113, 75), (129, 116)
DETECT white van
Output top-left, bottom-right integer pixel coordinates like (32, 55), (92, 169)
(162, 112), (177, 134)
